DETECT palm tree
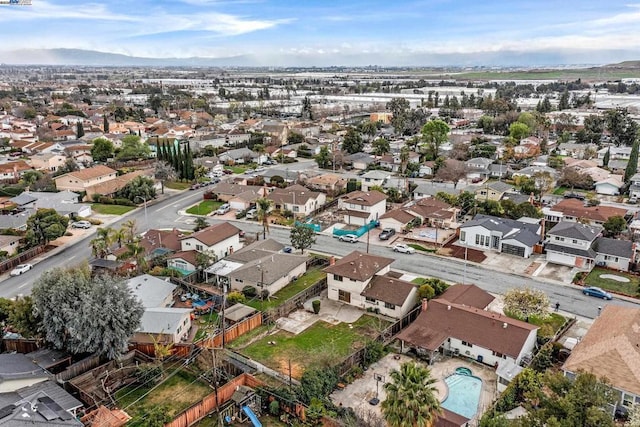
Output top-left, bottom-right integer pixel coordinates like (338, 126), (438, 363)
(111, 228), (126, 248)
(96, 226), (113, 246)
(193, 217), (209, 232)
(90, 237), (108, 259)
(118, 240), (147, 273)
(122, 220), (137, 243)
(382, 362), (442, 427)
(256, 197), (273, 239)
(399, 146), (410, 176)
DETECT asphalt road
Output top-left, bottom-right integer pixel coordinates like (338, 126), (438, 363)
(1, 185), (638, 319)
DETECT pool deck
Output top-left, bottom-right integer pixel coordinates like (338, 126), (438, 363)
(330, 354), (498, 423)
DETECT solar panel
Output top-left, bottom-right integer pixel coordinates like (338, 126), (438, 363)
(0, 405), (16, 420)
(36, 404), (58, 421)
(38, 396), (72, 421)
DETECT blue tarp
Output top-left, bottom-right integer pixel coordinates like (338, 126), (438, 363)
(333, 220), (379, 237)
(242, 406), (262, 427)
(294, 220), (321, 232)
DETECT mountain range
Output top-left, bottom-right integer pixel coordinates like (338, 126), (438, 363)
(1, 48), (639, 68)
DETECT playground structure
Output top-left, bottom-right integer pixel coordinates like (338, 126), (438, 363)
(221, 385), (262, 426)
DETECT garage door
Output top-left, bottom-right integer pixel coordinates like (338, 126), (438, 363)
(502, 244), (525, 257)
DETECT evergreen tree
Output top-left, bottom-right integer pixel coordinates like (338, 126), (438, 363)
(625, 138), (639, 183)
(603, 147), (610, 168)
(76, 122), (84, 139)
(558, 90), (570, 110)
(103, 115), (109, 133)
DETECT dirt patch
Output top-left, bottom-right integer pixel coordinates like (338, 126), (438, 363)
(524, 262), (540, 275)
(277, 357), (304, 380)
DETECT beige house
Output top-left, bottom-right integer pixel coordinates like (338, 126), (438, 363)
(30, 152), (67, 172)
(305, 173), (347, 196)
(0, 235), (22, 256)
(338, 190), (387, 226)
(54, 165), (118, 193)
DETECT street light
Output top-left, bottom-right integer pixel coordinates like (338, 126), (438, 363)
(134, 195), (148, 231)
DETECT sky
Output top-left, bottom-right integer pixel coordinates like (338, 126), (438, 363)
(1, 0), (640, 65)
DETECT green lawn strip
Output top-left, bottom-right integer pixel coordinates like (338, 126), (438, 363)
(193, 312), (220, 341)
(225, 165), (249, 174)
(505, 311), (567, 338)
(226, 324), (270, 350)
(407, 243), (436, 252)
(552, 186), (589, 196)
(91, 204), (136, 215)
(165, 181), (192, 190)
(240, 315), (386, 371)
(245, 268), (327, 311)
(411, 277), (427, 285)
(115, 368), (211, 418)
(186, 200), (223, 215)
(584, 267), (639, 296)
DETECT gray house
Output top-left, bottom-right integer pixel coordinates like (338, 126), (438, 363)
(219, 147), (257, 164)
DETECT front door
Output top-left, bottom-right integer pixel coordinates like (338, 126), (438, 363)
(338, 290), (351, 303)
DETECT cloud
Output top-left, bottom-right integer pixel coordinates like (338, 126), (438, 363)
(0, 1), (136, 22)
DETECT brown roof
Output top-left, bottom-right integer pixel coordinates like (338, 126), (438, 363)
(379, 208), (417, 224)
(551, 198), (627, 222)
(86, 169), (149, 196)
(562, 305), (640, 396)
(340, 190), (387, 206)
(168, 250), (199, 266)
(80, 405), (131, 427)
(344, 209), (371, 218)
(436, 408), (470, 427)
(306, 173), (346, 187)
(439, 284), (495, 309)
(211, 182), (263, 196)
(184, 222), (240, 246)
(361, 274), (416, 306)
(0, 160), (31, 173)
(141, 228), (184, 253)
(397, 299), (538, 358)
(324, 250), (394, 282)
(63, 164), (116, 181)
(267, 184), (321, 205)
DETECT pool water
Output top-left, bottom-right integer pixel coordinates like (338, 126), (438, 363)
(441, 369), (482, 419)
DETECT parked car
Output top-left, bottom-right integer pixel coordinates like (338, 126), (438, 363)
(338, 234), (359, 243)
(393, 244), (416, 254)
(283, 246), (293, 253)
(71, 220), (92, 229)
(215, 203), (231, 215)
(582, 286), (612, 300)
(189, 183), (201, 190)
(10, 264), (33, 276)
(379, 228), (396, 240)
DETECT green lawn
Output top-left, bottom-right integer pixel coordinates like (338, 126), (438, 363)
(225, 165), (250, 174)
(245, 267), (327, 311)
(552, 187), (588, 196)
(115, 367), (211, 421)
(584, 267), (640, 296)
(505, 312), (567, 338)
(91, 203), (136, 215)
(165, 181), (192, 190)
(408, 243), (436, 253)
(238, 315), (388, 375)
(193, 312), (220, 342)
(186, 200), (223, 215)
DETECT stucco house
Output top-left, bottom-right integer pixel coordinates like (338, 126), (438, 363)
(267, 184), (327, 218)
(29, 152), (67, 172)
(474, 181), (514, 202)
(563, 305), (640, 411)
(54, 165), (117, 193)
(134, 307), (193, 344)
(360, 170), (390, 192)
(458, 214), (541, 258)
(338, 190), (387, 226)
(180, 222), (242, 260)
(324, 251), (417, 319)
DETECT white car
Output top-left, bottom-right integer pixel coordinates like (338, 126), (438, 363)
(338, 234), (359, 243)
(10, 264), (33, 276)
(71, 220), (92, 229)
(215, 204), (231, 215)
(393, 244), (416, 254)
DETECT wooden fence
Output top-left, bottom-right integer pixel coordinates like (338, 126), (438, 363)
(128, 342), (195, 359)
(164, 373), (264, 427)
(0, 245), (45, 274)
(1, 338), (41, 353)
(55, 354), (103, 383)
(197, 312), (263, 349)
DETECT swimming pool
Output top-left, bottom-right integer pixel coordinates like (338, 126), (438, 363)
(441, 367), (482, 419)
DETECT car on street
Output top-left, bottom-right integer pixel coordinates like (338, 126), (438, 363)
(71, 220), (92, 229)
(338, 234), (359, 243)
(582, 286), (613, 300)
(379, 228), (396, 240)
(393, 244), (416, 254)
(10, 264), (33, 276)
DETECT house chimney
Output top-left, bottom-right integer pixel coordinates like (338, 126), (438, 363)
(447, 305), (451, 311)
(329, 256), (335, 266)
(503, 322), (508, 329)
(421, 298), (428, 312)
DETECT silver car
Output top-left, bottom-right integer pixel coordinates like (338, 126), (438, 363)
(338, 234), (359, 243)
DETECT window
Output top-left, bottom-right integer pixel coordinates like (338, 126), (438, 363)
(365, 297), (377, 304)
(461, 341), (472, 347)
(492, 351), (504, 357)
(460, 231), (466, 242)
(475, 234), (480, 245)
(384, 302), (395, 309)
(196, 245), (203, 251)
(572, 239), (577, 244)
(334, 274), (343, 282)
(235, 278), (243, 283)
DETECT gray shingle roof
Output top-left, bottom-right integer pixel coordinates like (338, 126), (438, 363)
(545, 243), (596, 259)
(548, 222), (602, 242)
(462, 214), (539, 235)
(126, 274), (176, 308)
(594, 237), (633, 258)
(0, 354), (48, 382)
(139, 307), (192, 335)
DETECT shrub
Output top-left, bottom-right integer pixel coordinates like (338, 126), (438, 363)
(236, 209), (247, 219)
(227, 291), (246, 304)
(260, 289), (270, 301)
(312, 300), (321, 314)
(269, 400), (280, 416)
(417, 284), (435, 300)
(242, 286), (257, 298)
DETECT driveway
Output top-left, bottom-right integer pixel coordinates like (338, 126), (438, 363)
(482, 252), (544, 276)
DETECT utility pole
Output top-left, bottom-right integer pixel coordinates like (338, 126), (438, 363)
(212, 348), (224, 427)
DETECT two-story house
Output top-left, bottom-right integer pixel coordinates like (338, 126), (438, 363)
(546, 222), (633, 271)
(0, 160), (32, 181)
(267, 184), (327, 218)
(628, 174), (640, 200)
(360, 170), (391, 192)
(54, 165), (118, 193)
(324, 251), (417, 319)
(466, 157), (493, 179)
(180, 222), (242, 261)
(542, 198), (628, 226)
(545, 222), (601, 270)
(474, 181), (514, 202)
(29, 152), (67, 172)
(458, 214), (542, 258)
(338, 190), (387, 226)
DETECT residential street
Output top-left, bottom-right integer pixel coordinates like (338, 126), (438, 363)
(1, 187), (638, 320)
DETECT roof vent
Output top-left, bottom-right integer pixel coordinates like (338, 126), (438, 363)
(503, 322), (508, 329)
(447, 305), (451, 311)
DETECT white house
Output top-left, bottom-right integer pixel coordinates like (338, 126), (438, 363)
(338, 190), (387, 226)
(458, 214), (541, 258)
(267, 184), (327, 218)
(594, 238), (633, 272)
(135, 307), (193, 344)
(595, 176), (624, 196)
(324, 251), (417, 319)
(360, 170), (391, 192)
(180, 222), (242, 260)
(127, 274), (177, 308)
(630, 174), (640, 200)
